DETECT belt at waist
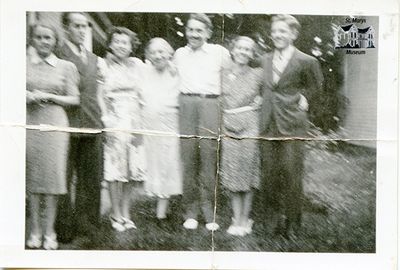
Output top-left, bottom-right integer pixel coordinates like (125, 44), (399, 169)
(181, 93), (219, 99)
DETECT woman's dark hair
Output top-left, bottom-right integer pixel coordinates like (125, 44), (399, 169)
(106, 26), (141, 55)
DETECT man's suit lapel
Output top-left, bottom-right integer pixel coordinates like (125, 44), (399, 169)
(60, 43), (87, 71)
(275, 48), (300, 87)
(263, 53), (274, 89)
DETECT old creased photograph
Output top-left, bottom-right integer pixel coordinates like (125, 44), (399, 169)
(23, 11), (378, 252)
(0, 0), (398, 269)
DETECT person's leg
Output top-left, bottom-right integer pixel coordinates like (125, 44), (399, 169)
(55, 136), (78, 242)
(179, 95), (200, 224)
(226, 192), (242, 235)
(43, 194), (58, 236)
(42, 194), (59, 249)
(28, 193), (42, 236)
(198, 97), (219, 225)
(230, 192), (242, 225)
(121, 182), (135, 220)
(75, 135), (102, 227)
(108, 181), (122, 219)
(156, 198), (169, 219)
(120, 182), (137, 229)
(280, 140), (304, 232)
(241, 190), (254, 226)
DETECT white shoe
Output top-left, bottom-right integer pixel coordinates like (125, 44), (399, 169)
(43, 233), (58, 250)
(183, 218), (198, 230)
(227, 224), (240, 235)
(243, 219), (254, 235)
(110, 216), (126, 232)
(227, 224), (245, 236)
(27, 234), (42, 249)
(122, 217), (137, 230)
(205, 222), (220, 231)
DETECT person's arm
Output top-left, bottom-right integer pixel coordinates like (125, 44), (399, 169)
(302, 57), (323, 113)
(37, 91), (79, 106)
(298, 94), (309, 111)
(37, 61), (81, 107)
(96, 57), (111, 125)
(304, 57), (324, 99)
(220, 45), (232, 69)
(26, 90), (39, 104)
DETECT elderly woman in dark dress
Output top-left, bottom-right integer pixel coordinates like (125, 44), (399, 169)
(220, 36), (263, 236)
(26, 23), (80, 249)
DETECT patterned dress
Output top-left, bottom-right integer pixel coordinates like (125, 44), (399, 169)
(26, 49), (80, 194)
(220, 66), (263, 192)
(101, 56), (146, 182)
(141, 64), (183, 198)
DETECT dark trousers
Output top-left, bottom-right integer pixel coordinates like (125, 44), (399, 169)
(261, 139), (304, 227)
(56, 134), (103, 241)
(179, 94), (219, 223)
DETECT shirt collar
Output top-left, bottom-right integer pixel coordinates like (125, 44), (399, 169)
(186, 42), (210, 53)
(65, 39), (86, 56)
(28, 46), (58, 67)
(274, 45), (295, 61)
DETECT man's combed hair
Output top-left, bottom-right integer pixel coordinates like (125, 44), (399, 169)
(188, 13), (213, 31)
(61, 12), (91, 28)
(271, 14), (301, 36)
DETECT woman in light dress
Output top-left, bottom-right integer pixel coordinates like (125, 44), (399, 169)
(220, 36), (263, 236)
(141, 38), (183, 221)
(26, 23), (80, 249)
(97, 27), (145, 232)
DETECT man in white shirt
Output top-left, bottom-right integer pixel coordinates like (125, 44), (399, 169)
(174, 13), (230, 231)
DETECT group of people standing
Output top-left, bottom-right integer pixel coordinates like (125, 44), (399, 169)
(26, 12), (323, 249)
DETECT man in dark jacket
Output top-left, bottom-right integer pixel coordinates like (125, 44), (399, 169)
(55, 12), (104, 242)
(260, 14), (324, 237)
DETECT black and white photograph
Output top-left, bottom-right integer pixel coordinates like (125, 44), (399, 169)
(0, 0), (398, 269)
(24, 10), (378, 252)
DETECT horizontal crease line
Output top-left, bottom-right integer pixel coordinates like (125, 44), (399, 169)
(0, 123), (391, 141)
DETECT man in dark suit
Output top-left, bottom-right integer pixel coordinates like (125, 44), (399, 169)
(260, 14), (324, 237)
(55, 12), (104, 242)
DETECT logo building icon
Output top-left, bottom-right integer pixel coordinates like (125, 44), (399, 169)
(335, 24), (375, 49)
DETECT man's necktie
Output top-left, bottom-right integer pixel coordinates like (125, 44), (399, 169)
(272, 53), (283, 84)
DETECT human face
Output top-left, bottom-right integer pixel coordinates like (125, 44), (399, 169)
(271, 20), (297, 50)
(185, 19), (210, 50)
(109, 33), (132, 60)
(32, 26), (57, 58)
(147, 41), (170, 71)
(231, 38), (254, 66)
(67, 13), (89, 46)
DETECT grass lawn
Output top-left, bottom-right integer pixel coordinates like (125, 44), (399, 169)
(58, 140), (376, 252)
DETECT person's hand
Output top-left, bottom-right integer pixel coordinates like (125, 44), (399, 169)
(167, 60), (178, 76)
(32, 90), (52, 102)
(101, 114), (113, 128)
(298, 94), (309, 111)
(251, 95), (263, 108)
(26, 91), (38, 104)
